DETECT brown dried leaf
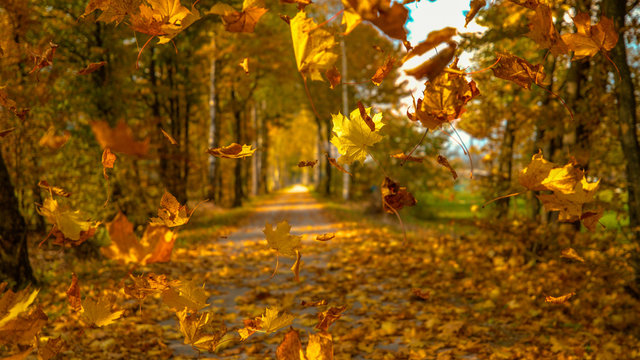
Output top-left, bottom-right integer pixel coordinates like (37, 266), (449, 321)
(207, 143), (256, 158)
(38, 126), (70, 151)
(91, 120), (149, 157)
(465, 0), (485, 27)
(381, 177), (417, 213)
(66, 273), (82, 312)
(404, 43), (456, 80)
(160, 128), (178, 145)
(402, 27), (456, 63)
(326, 66), (341, 89)
(357, 101), (375, 132)
(0, 307), (48, 346)
(102, 148), (116, 180)
(560, 248), (585, 263)
(29, 42), (58, 75)
(436, 155), (458, 180)
(315, 233), (335, 241)
(526, 4), (568, 55)
(0, 128), (15, 138)
(37, 180), (71, 198)
(297, 160), (318, 168)
(78, 61), (106, 75)
(276, 328), (304, 360)
(326, 154), (352, 176)
(491, 53), (545, 90)
(390, 153), (424, 163)
(411, 288), (430, 300)
(562, 13), (618, 59)
(371, 56), (395, 86)
(316, 305), (346, 332)
(545, 292), (575, 305)
(291, 250), (302, 282)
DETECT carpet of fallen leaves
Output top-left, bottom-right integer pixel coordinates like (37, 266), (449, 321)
(7, 186), (640, 360)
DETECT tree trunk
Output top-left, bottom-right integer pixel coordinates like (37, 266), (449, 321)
(496, 118), (515, 218)
(340, 38), (350, 200)
(324, 120), (333, 196)
(207, 54), (218, 200)
(232, 90), (244, 207)
(602, 0), (640, 240)
(259, 101), (269, 194)
(251, 102), (259, 196)
(0, 152), (34, 288)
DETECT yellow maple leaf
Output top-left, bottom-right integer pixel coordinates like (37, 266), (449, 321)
(290, 11), (338, 81)
(36, 198), (95, 241)
(238, 307), (294, 340)
(306, 331), (333, 360)
(518, 151), (583, 193)
(263, 220), (301, 258)
(81, 297), (124, 327)
(330, 107), (385, 165)
(0, 307), (48, 346)
(562, 13), (618, 60)
(150, 191), (193, 227)
(177, 309), (234, 352)
(0, 283), (39, 328)
(161, 280), (209, 311)
(209, 0), (267, 33)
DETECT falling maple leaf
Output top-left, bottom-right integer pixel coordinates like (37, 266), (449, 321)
(518, 151), (601, 226)
(238, 57), (250, 74)
(402, 27), (456, 63)
(161, 279), (209, 312)
(290, 11), (338, 81)
(315, 233), (335, 241)
(0, 283), (39, 328)
(297, 160), (318, 168)
(209, 0), (267, 33)
(0, 87), (28, 120)
(465, 0), (485, 27)
(38, 126), (70, 151)
(545, 292), (575, 305)
(29, 42), (58, 75)
(291, 250), (302, 282)
(325, 154), (352, 175)
(0, 307), (48, 346)
(330, 106), (385, 165)
(37, 180), (71, 198)
(276, 328), (304, 359)
(160, 128), (178, 145)
(90, 120), (149, 157)
(525, 4), (568, 55)
(102, 148), (116, 180)
(150, 191), (194, 227)
(371, 56), (395, 86)
(326, 66), (341, 89)
(404, 42), (456, 81)
(207, 143), (256, 158)
(306, 331), (333, 360)
(264, 220), (301, 259)
(82, 0), (143, 24)
(176, 308), (234, 352)
(341, 0), (408, 41)
(315, 305), (346, 332)
(0, 127), (15, 138)
(38, 337), (65, 360)
(390, 153), (424, 163)
(36, 198), (97, 242)
(562, 13), (618, 60)
(437, 154), (458, 180)
(66, 273), (82, 313)
(491, 53), (545, 90)
(560, 248), (585, 263)
(381, 177), (417, 213)
(81, 296), (124, 327)
(78, 61), (106, 75)
(238, 307), (295, 341)
(408, 60), (479, 130)
(102, 212), (177, 264)
(124, 273), (177, 301)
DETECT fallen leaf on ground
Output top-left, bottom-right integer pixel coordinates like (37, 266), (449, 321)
(560, 248), (585, 262)
(315, 233), (335, 241)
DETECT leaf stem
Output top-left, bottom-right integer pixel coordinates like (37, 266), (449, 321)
(401, 128), (428, 166)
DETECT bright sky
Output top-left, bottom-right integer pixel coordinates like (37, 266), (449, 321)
(400, 0), (487, 156)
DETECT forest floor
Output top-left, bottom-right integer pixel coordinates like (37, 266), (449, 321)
(8, 185), (640, 359)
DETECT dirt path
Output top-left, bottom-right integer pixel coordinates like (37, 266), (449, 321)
(166, 185), (344, 358)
